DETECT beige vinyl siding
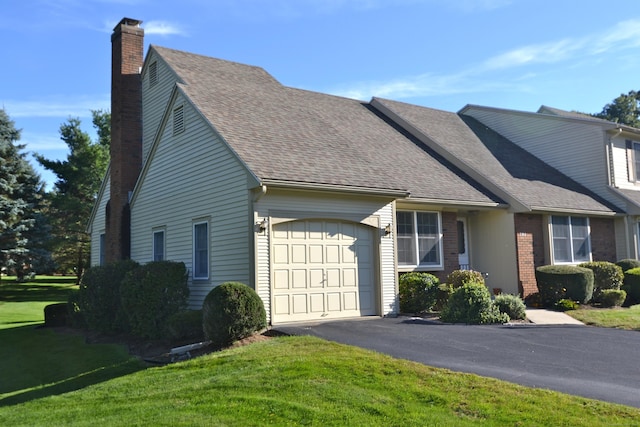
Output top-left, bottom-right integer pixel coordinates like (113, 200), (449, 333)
(89, 174), (110, 266)
(141, 50), (181, 164)
(465, 108), (623, 209)
(131, 94), (251, 308)
(254, 189), (396, 323)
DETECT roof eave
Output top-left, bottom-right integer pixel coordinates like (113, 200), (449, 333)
(259, 179), (410, 198)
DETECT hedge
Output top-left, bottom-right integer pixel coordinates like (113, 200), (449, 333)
(535, 265), (593, 306)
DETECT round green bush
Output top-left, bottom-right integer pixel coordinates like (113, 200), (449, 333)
(446, 270), (485, 288)
(202, 282), (267, 347)
(440, 281), (508, 324)
(578, 261), (623, 303)
(535, 265), (594, 306)
(554, 298), (578, 311)
(493, 294), (526, 320)
(622, 267), (640, 305)
(600, 289), (627, 308)
(398, 272), (440, 314)
(616, 259), (640, 273)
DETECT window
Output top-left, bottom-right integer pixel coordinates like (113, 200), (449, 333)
(396, 211), (442, 267)
(149, 61), (158, 87)
(626, 140), (640, 182)
(551, 216), (591, 263)
(153, 230), (165, 261)
(193, 222), (209, 279)
(99, 233), (106, 266)
(173, 105), (184, 135)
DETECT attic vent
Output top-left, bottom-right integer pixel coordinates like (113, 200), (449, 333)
(173, 105), (185, 135)
(149, 62), (158, 87)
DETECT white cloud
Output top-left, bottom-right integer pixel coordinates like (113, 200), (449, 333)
(3, 95), (110, 118)
(591, 18), (640, 54)
(482, 38), (582, 70)
(144, 20), (187, 36)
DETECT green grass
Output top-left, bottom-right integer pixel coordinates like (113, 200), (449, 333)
(566, 304), (640, 331)
(1, 277), (640, 426)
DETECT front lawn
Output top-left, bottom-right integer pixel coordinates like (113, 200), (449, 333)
(2, 276), (639, 425)
(566, 304), (640, 331)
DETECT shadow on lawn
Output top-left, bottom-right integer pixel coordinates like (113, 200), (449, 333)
(0, 282), (78, 303)
(0, 325), (148, 407)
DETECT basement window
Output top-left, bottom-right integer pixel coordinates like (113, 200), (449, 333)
(149, 61), (158, 87)
(173, 105), (184, 135)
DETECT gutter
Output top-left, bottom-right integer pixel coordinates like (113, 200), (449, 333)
(260, 179), (410, 198)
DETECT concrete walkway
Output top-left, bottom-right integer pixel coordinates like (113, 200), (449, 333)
(524, 308), (584, 325)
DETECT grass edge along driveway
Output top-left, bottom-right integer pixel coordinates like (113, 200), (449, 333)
(1, 277), (640, 426)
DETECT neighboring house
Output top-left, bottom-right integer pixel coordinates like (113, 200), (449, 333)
(89, 18), (624, 324)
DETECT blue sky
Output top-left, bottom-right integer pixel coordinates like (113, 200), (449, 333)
(3, 0), (640, 189)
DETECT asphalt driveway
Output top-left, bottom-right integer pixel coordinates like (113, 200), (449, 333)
(276, 317), (640, 408)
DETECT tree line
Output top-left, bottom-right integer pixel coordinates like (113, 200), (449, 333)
(1, 90), (640, 282)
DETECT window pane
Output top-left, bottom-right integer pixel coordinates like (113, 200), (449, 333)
(194, 223), (208, 278)
(417, 212), (440, 266)
(571, 217), (590, 262)
(551, 216), (571, 262)
(153, 231), (164, 261)
(634, 142), (640, 181)
(396, 212), (415, 265)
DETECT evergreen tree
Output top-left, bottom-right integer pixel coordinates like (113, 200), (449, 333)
(0, 109), (47, 278)
(35, 111), (109, 282)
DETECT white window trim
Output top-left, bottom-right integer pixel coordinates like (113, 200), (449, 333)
(550, 216), (592, 265)
(396, 210), (444, 270)
(193, 220), (210, 280)
(152, 228), (166, 262)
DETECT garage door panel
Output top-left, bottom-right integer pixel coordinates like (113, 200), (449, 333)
(273, 295), (290, 315)
(343, 268), (357, 287)
(291, 244), (306, 263)
(274, 270), (289, 289)
(292, 294), (308, 313)
(309, 293), (325, 312)
(343, 292), (357, 311)
(309, 269), (324, 288)
(292, 269), (307, 289)
(272, 220), (377, 323)
(309, 245), (323, 263)
(326, 292), (342, 311)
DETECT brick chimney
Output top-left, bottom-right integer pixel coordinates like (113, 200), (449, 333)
(106, 18), (144, 262)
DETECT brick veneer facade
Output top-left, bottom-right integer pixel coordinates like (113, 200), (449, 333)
(514, 213), (617, 298)
(106, 18), (144, 262)
(514, 214), (546, 298)
(589, 217), (617, 262)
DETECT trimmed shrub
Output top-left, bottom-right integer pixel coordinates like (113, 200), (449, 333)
(435, 283), (453, 311)
(78, 260), (139, 334)
(600, 289), (627, 308)
(446, 270), (485, 288)
(535, 265), (594, 306)
(616, 259), (640, 273)
(167, 310), (204, 341)
(44, 303), (69, 327)
(578, 261), (623, 303)
(493, 294), (526, 320)
(202, 282), (267, 347)
(120, 261), (189, 339)
(622, 267), (640, 305)
(555, 299), (578, 311)
(398, 272), (440, 314)
(439, 281), (509, 324)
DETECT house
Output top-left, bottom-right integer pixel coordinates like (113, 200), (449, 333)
(89, 18), (623, 324)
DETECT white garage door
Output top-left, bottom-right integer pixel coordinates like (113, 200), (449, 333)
(271, 220), (376, 323)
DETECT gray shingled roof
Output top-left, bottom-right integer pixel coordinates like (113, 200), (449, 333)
(372, 98), (619, 214)
(153, 46), (501, 205)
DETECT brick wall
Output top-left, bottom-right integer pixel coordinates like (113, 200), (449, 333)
(106, 18), (144, 263)
(514, 214), (545, 298)
(590, 217), (616, 262)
